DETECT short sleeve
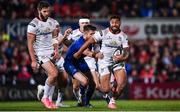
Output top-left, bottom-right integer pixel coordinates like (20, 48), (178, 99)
(67, 34), (73, 40)
(54, 20), (60, 28)
(93, 31), (103, 42)
(27, 22), (37, 34)
(122, 34), (129, 48)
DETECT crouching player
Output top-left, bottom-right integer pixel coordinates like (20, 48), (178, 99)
(63, 25), (97, 107)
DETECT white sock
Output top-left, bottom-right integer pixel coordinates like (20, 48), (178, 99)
(48, 86), (55, 101)
(42, 79), (52, 99)
(73, 89), (80, 101)
(56, 89), (63, 103)
(109, 97), (116, 104)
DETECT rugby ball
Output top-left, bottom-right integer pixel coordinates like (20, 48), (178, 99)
(113, 47), (123, 56)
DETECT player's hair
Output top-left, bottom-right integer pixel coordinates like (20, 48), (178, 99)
(109, 15), (121, 21)
(37, 1), (50, 10)
(80, 15), (90, 19)
(83, 25), (96, 32)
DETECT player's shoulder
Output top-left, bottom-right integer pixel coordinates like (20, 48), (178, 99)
(48, 17), (56, 21)
(99, 28), (109, 36)
(48, 17), (59, 23)
(73, 29), (80, 34)
(28, 18), (39, 27)
(120, 31), (128, 38)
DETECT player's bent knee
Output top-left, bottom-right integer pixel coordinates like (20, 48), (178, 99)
(51, 69), (58, 78)
(101, 85), (111, 93)
(82, 78), (88, 87)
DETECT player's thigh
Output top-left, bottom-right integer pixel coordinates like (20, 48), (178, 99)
(78, 59), (90, 73)
(63, 61), (78, 77)
(99, 67), (111, 92)
(57, 70), (68, 87)
(100, 74), (111, 92)
(58, 69), (68, 81)
(84, 71), (95, 87)
(114, 69), (127, 87)
(91, 71), (100, 88)
(41, 61), (58, 76)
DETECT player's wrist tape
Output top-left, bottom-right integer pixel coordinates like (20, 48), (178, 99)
(52, 38), (59, 44)
(79, 18), (90, 23)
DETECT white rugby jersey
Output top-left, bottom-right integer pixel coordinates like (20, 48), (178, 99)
(94, 28), (129, 65)
(27, 17), (59, 56)
(67, 29), (82, 40)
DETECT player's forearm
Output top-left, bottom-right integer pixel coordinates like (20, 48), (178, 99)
(83, 49), (95, 57)
(119, 48), (129, 62)
(27, 41), (36, 62)
(59, 36), (74, 47)
(77, 38), (95, 55)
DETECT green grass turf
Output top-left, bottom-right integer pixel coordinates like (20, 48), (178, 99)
(0, 100), (180, 111)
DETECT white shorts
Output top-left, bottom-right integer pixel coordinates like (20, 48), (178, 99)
(55, 57), (64, 70)
(36, 53), (64, 71)
(85, 57), (97, 72)
(36, 54), (53, 64)
(98, 59), (125, 76)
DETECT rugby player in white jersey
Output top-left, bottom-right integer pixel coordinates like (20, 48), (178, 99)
(36, 27), (72, 108)
(27, 1), (68, 109)
(74, 15), (129, 109)
(64, 17), (100, 107)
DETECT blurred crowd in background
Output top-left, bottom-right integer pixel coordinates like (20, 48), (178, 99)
(0, 0), (180, 20)
(0, 0), (180, 86)
(0, 32), (179, 86)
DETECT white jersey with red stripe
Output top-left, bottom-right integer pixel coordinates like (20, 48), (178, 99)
(27, 17), (59, 56)
(94, 28), (129, 75)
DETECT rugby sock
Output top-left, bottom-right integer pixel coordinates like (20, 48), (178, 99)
(73, 89), (80, 101)
(42, 79), (52, 99)
(80, 85), (88, 105)
(98, 90), (111, 104)
(48, 85), (55, 101)
(80, 84), (86, 96)
(56, 89), (63, 103)
(85, 84), (95, 105)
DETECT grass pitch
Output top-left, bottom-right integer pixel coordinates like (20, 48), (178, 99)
(0, 100), (180, 111)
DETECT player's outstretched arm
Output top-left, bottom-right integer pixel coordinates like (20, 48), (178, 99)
(73, 37), (96, 59)
(52, 28), (61, 60)
(63, 38), (74, 47)
(83, 48), (96, 57)
(58, 28), (73, 45)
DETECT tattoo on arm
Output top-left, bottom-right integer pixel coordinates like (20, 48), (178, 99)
(122, 48), (129, 59)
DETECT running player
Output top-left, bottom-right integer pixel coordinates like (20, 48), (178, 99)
(74, 15), (129, 109)
(27, 1), (66, 109)
(36, 28), (72, 108)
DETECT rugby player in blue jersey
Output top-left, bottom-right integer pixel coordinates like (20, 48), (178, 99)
(63, 25), (97, 107)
